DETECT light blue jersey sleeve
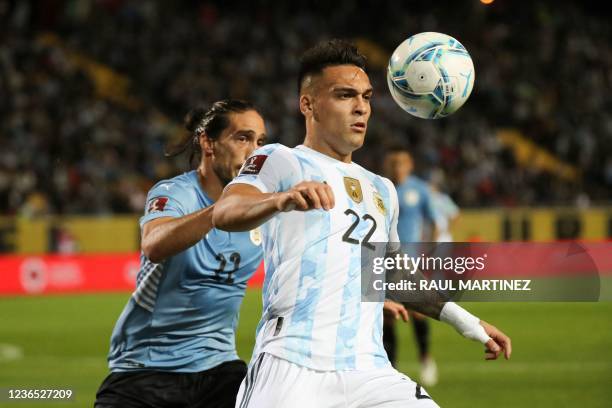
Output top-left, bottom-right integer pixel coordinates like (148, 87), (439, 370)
(140, 180), (197, 227)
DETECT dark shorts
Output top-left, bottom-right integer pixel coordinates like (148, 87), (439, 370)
(94, 360), (247, 408)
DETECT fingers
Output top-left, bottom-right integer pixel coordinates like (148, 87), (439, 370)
(399, 305), (409, 322)
(322, 182), (335, 209)
(496, 333), (512, 360)
(304, 186), (324, 209)
(383, 301), (410, 323)
(484, 339), (501, 360)
(288, 181), (336, 211)
(481, 321), (512, 361)
(286, 191), (309, 211)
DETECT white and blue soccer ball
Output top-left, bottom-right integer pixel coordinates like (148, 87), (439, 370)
(387, 32), (475, 119)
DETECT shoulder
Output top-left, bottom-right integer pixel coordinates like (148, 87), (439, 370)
(353, 163), (396, 195)
(406, 176), (431, 195)
(252, 143), (293, 158)
(353, 165), (398, 211)
(147, 172), (199, 205)
(238, 143), (301, 178)
(242, 144), (298, 172)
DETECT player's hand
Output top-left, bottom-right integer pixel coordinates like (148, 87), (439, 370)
(480, 320), (512, 360)
(275, 181), (335, 212)
(383, 300), (409, 322)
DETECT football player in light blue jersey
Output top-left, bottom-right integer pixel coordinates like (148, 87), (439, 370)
(214, 40), (511, 408)
(95, 100), (266, 408)
(385, 148), (438, 243)
(383, 147), (440, 387)
(428, 169), (460, 243)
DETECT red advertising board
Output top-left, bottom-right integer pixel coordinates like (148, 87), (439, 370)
(0, 254), (264, 295)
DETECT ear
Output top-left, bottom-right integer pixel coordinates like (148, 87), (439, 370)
(199, 133), (215, 157)
(299, 94), (314, 117)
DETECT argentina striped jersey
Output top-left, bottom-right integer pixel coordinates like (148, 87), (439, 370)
(229, 144), (399, 371)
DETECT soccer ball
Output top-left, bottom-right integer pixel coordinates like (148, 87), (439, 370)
(387, 32), (475, 119)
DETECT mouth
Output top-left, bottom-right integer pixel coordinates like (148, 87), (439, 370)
(350, 122), (366, 133)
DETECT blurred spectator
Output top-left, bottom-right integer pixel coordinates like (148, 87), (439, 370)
(1, 0), (610, 215)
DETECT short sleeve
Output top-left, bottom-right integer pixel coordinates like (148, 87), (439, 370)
(227, 143), (297, 194)
(139, 181), (193, 227)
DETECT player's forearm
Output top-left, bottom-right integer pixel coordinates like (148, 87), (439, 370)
(386, 263), (446, 319)
(393, 265), (491, 343)
(142, 206), (214, 263)
(213, 192), (279, 232)
(401, 300), (445, 320)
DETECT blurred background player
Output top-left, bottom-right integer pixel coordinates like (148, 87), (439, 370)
(383, 147), (440, 386)
(214, 39), (511, 408)
(428, 169), (460, 243)
(94, 100), (266, 408)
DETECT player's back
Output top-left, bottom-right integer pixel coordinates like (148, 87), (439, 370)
(230, 144), (398, 370)
(108, 170), (263, 372)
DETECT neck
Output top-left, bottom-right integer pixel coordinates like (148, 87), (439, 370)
(394, 173), (410, 186)
(303, 133), (352, 163)
(197, 162), (224, 202)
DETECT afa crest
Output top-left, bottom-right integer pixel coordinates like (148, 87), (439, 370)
(373, 192), (386, 215)
(343, 177), (363, 203)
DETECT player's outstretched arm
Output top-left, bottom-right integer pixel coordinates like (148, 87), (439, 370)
(213, 181), (335, 232)
(399, 292), (512, 361)
(386, 261), (512, 360)
(141, 206), (214, 263)
(438, 302), (511, 360)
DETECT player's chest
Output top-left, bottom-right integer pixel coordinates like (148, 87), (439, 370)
(185, 228), (262, 283)
(326, 173), (392, 243)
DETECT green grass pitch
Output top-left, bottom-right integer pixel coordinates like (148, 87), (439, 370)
(0, 291), (610, 407)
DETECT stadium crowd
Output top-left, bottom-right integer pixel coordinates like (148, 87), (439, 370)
(1, 0), (610, 216)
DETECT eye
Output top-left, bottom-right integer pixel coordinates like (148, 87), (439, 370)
(236, 135), (248, 142)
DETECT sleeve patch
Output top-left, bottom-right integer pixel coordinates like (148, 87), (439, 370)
(239, 155), (268, 175)
(147, 197), (169, 213)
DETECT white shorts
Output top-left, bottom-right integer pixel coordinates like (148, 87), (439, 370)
(235, 353), (439, 408)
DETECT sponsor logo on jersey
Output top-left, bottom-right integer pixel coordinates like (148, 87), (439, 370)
(239, 155), (268, 175)
(373, 191), (386, 215)
(343, 177), (363, 203)
(147, 197), (169, 213)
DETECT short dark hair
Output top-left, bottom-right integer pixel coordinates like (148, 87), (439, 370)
(298, 39), (367, 93)
(385, 144), (411, 155)
(166, 99), (258, 166)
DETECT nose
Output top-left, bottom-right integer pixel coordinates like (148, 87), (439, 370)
(354, 96), (369, 116)
(245, 140), (259, 157)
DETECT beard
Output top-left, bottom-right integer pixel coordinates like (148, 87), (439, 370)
(213, 163), (235, 186)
